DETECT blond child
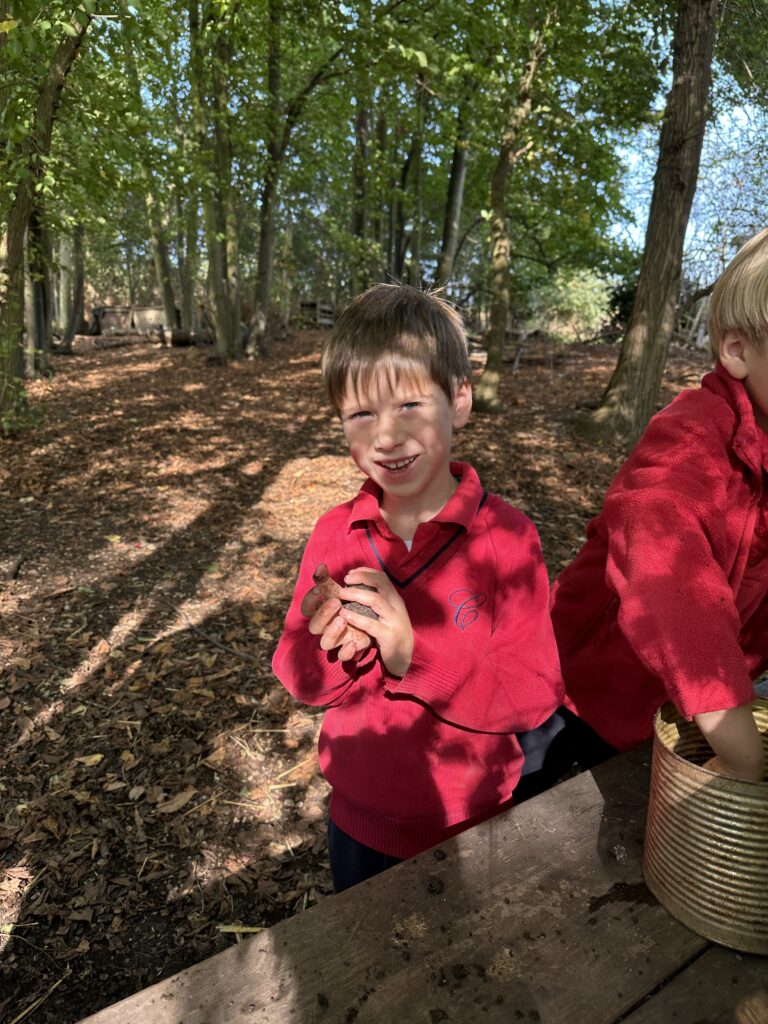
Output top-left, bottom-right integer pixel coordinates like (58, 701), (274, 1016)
(550, 229), (768, 784)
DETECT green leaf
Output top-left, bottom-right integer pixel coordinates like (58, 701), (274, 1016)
(0, 19), (19, 33)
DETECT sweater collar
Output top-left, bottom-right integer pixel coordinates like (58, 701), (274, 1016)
(348, 461), (485, 532)
(706, 362), (764, 475)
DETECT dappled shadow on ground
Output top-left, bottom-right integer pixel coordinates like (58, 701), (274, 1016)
(0, 332), (711, 1022)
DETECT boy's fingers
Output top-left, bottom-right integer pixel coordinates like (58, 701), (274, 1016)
(319, 616), (347, 650)
(307, 599), (341, 634)
(340, 607), (382, 640)
(301, 586), (325, 617)
(339, 629), (371, 660)
(337, 585), (383, 615)
(344, 567), (390, 590)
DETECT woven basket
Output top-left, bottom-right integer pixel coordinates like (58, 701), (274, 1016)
(643, 698), (768, 954)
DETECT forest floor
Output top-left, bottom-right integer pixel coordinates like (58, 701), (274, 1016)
(0, 329), (711, 1024)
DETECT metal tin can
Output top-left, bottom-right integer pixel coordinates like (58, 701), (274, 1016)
(643, 698), (768, 954)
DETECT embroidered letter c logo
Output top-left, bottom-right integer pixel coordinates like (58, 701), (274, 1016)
(450, 590), (487, 631)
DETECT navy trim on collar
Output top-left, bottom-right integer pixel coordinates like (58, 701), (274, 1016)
(365, 490), (488, 589)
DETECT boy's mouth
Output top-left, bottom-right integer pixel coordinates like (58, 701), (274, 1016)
(378, 455), (417, 472)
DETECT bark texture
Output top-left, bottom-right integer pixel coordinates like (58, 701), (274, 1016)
(0, 16), (91, 420)
(580, 0), (720, 443)
(434, 109), (469, 288)
(474, 19), (550, 414)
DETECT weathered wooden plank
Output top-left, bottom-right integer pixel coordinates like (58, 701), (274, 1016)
(78, 748), (709, 1024)
(620, 946), (768, 1023)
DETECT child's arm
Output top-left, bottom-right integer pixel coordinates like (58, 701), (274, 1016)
(695, 704), (765, 781)
(272, 528), (374, 706)
(601, 417), (758, 728)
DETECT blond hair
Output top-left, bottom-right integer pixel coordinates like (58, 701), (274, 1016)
(709, 227), (768, 355)
(322, 284), (471, 415)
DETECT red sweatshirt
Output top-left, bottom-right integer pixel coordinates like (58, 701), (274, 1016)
(551, 364), (768, 751)
(272, 462), (563, 858)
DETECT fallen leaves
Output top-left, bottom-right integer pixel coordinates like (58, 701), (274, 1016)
(155, 787), (198, 815)
(0, 331), (714, 1023)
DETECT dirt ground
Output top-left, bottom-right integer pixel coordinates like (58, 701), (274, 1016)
(0, 330), (711, 1023)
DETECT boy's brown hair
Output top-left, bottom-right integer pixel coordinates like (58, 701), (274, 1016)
(709, 227), (768, 355)
(322, 284), (471, 414)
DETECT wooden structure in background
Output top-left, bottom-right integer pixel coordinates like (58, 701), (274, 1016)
(297, 300), (335, 328)
(90, 305), (180, 335)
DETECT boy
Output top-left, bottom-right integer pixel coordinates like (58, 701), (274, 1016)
(549, 228), (768, 784)
(272, 284), (563, 892)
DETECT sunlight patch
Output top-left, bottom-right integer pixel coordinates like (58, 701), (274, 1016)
(257, 456), (365, 542)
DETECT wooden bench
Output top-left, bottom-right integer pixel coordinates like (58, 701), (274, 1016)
(78, 747), (767, 1024)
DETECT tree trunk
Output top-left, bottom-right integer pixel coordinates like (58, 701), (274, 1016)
(188, 0), (240, 362)
(0, 15), (91, 421)
(435, 109), (469, 288)
(474, 19), (551, 414)
(349, 95), (369, 295)
(408, 78), (426, 286)
(146, 191), (177, 329)
(56, 231), (72, 332)
(23, 229), (35, 378)
(178, 194), (198, 331)
(123, 40), (179, 334)
(394, 131), (414, 281)
(370, 105), (387, 282)
(579, 0), (719, 443)
(61, 224), (84, 353)
(249, 0), (282, 354)
(27, 207), (53, 376)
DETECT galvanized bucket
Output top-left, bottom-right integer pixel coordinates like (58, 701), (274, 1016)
(643, 698), (768, 954)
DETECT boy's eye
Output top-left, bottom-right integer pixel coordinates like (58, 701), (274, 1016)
(401, 401), (422, 411)
(346, 410), (371, 421)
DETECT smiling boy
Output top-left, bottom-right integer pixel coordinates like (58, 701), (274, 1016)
(272, 284), (563, 891)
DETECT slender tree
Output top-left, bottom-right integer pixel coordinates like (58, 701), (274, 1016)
(474, 11), (553, 413)
(578, 0), (720, 442)
(0, 9), (92, 421)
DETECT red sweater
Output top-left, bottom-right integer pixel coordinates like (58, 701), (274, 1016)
(272, 462), (563, 858)
(551, 364), (767, 751)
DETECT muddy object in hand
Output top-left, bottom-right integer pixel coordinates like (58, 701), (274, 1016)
(312, 564), (380, 620)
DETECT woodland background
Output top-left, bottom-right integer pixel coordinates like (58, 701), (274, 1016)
(1, 1), (767, 1022)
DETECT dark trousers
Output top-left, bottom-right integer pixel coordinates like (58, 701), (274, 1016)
(514, 706), (618, 804)
(327, 818), (403, 893)
(327, 708), (616, 891)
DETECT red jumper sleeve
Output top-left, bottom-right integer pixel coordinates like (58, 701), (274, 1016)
(386, 515), (563, 734)
(272, 519), (368, 707)
(602, 416), (756, 719)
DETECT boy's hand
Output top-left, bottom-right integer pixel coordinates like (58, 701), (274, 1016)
(300, 564), (372, 662)
(694, 705), (765, 782)
(337, 567), (414, 678)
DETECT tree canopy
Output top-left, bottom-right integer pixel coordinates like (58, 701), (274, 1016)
(1, 0), (767, 423)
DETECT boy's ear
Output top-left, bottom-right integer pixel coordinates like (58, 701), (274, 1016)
(719, 329), (750, 380)
(452, 378), (473, 428)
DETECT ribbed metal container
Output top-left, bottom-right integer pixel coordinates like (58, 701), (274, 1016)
(643, 698), (768, 954)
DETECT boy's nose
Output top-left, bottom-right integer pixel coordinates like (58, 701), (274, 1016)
(374, 414), (402, 450)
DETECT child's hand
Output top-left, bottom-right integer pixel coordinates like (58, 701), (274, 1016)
(300, 564), (372, 662)
(694, 705), (765, 782)
(337, 567), (414, 678)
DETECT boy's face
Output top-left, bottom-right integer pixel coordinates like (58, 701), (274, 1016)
(720, 330), (768, 433)
(338, 367), (472, 513)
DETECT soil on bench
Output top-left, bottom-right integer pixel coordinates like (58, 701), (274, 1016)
(0, 331), (710, 1024)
